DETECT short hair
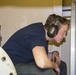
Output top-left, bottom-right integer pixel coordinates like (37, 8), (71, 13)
(44, 14), (70, 30)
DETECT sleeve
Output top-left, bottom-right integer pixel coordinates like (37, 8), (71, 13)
(28, 37), (47, 50)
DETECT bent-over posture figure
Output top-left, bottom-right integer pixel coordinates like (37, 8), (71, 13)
(2, 14), (70, 75)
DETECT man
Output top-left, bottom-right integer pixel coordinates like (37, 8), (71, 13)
(2, 14), (70, 75)
(48, 51), (67, 75)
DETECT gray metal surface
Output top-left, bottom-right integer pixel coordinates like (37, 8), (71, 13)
(70, 0), (76, 75)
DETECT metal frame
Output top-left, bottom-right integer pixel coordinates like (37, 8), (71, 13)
(70, 0), (76, 75)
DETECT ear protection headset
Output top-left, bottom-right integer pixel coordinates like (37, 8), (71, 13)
(47, 24), (59, 38)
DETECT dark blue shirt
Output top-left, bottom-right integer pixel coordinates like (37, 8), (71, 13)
(2, 22), (48, 65)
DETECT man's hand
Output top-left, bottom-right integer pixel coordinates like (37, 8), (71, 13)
(52, 51), (61, 66)
(54, 67), (60, 75)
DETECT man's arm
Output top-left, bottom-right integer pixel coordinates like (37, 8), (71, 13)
(32, 46), (60, 75)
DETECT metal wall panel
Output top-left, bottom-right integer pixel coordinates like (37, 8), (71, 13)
(70, 0), (76, 75)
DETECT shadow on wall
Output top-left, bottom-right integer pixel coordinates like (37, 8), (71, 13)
(48, 38), (66, 47)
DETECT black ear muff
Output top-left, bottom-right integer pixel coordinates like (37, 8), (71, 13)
(47, 24), (59, 38)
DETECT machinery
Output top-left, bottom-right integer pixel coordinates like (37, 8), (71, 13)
(0, 47), (17, 75)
